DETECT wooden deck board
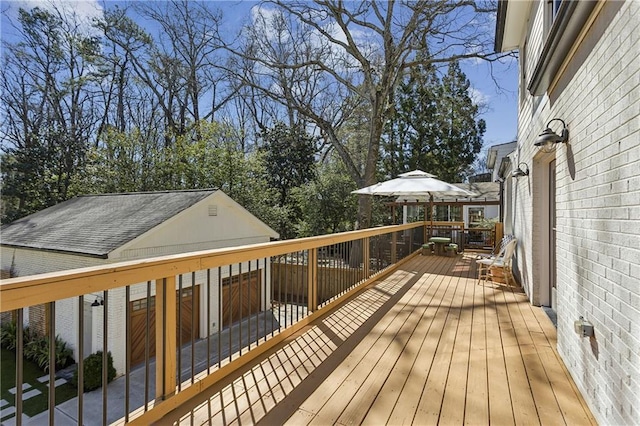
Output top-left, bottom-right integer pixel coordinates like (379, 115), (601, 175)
(414, 263), (465, 423)
(484, 281), (516, 426)
(465, 276), (489, 425)
(381, 259), (460, 426)
(438, 258), (473, 425)
(338, 259), (452, 425)
(361, 258), (452, 425)
(307, 264), (439, 425)
(163, 254), (596, 426)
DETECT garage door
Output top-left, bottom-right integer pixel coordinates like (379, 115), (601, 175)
(129, 286), (200, 366)
(222, 270), (261, 328)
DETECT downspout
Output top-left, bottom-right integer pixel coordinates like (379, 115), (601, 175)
(498, 178), (505, 222)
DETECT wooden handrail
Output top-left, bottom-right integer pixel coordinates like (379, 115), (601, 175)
(0, 223), (422, 312)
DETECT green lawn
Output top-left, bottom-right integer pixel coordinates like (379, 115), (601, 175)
(0, 348), (77, 418)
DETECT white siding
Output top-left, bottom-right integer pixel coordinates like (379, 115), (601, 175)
(511, 1), (640, 424)
(488, 141), (517, 182)
(0, 247), (107, 276)
(110, 191), (276, 261)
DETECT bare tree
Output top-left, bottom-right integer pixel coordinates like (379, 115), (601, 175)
(95, 5), (152, 136)
(1, 5), (102, 220)
(133, 1), (236, 135)
(225, 0), (513, 227)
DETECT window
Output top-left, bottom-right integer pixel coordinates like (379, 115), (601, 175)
(545, 0), (563, 35)
(434, 206), (462, 222)
(469, 207), (485, 226)
(132, 297), (155, 312)
(552, 0), (562, 19)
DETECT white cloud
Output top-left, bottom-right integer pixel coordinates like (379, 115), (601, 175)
(4, 0), (103, 37)
(250, 4), (291, 43)
(250, 3), (381, 73)
(469, 86), (490, 106)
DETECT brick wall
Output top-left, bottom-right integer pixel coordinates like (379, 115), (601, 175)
(28, 304), (47, 336)
(512, 1), (640, 424)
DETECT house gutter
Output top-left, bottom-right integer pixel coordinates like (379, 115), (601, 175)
(527, 0), (598, 96)
(0, 244), (109, 260)
(494, 0), (509, 52)
(497, 157), (512, 223)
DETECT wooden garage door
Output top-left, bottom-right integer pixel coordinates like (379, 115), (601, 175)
(130, 286), (200, 366)
(222, 271), (261, 328)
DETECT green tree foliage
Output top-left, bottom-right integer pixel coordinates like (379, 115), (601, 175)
(70, 121), (241, 193)
(292, 161), (358, 237)
(259, 123), (317, 239)
(67, 121), (285, 233)
(436, 61), (486, 182)
(1, 2), (495, 238)
(260, 123), (317, 206)
(383, 60), (485, 183)
(383, 51), (440, 179)
(233, 1), (510, 227)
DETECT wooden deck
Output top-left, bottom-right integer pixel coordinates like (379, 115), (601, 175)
(163, 254), (596, 425)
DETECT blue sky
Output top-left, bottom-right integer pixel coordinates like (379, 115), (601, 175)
(1, 0), (519, 152)
(464, 59), (519, 148)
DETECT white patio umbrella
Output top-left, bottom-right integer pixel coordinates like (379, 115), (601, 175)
(351, 170), (476, 234)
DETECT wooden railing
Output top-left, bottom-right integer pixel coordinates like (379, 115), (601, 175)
(0, 222), (425, 425)
(426, 221), (500, 252)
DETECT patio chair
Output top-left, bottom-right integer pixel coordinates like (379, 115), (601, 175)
(476, 238), (518, 286)
(476, 234), (515, 259)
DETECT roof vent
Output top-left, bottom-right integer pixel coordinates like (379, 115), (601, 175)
(208, 205), (218, 216)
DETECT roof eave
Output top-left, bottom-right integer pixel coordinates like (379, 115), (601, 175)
(495, 0), (532, 52)
(487, 147), (498, 170)
(0, 244), (109, 259)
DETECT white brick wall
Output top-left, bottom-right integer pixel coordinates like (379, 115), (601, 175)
(0, 247), (107, 276)
(511, 1), (640, 424)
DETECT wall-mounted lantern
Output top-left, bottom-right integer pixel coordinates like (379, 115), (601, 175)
(535, 118), (569, 153)
(511, 162), (530, 178)
(91, 296), (104, 307)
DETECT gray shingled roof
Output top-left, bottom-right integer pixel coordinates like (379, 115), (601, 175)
(1, 190), (216, 257)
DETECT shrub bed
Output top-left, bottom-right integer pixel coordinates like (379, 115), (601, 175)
(0, 321), (74, 372)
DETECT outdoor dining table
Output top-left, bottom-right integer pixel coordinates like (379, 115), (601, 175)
(429, 236), (452, 256)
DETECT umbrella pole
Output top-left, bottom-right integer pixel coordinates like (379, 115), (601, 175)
(429, 194), (434, 238)
(423, 202), (428, 243)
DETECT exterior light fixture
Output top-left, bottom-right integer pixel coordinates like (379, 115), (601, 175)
(534, 118), (568, 153)
(511, 162), (529, 178)
(91, 297), (104, 307)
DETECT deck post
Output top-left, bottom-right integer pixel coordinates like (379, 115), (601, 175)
(156, 276), (177, 400)
(307, 248), (318, 312)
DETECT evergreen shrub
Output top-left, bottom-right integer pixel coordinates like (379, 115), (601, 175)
(74, 351), (116, 391)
